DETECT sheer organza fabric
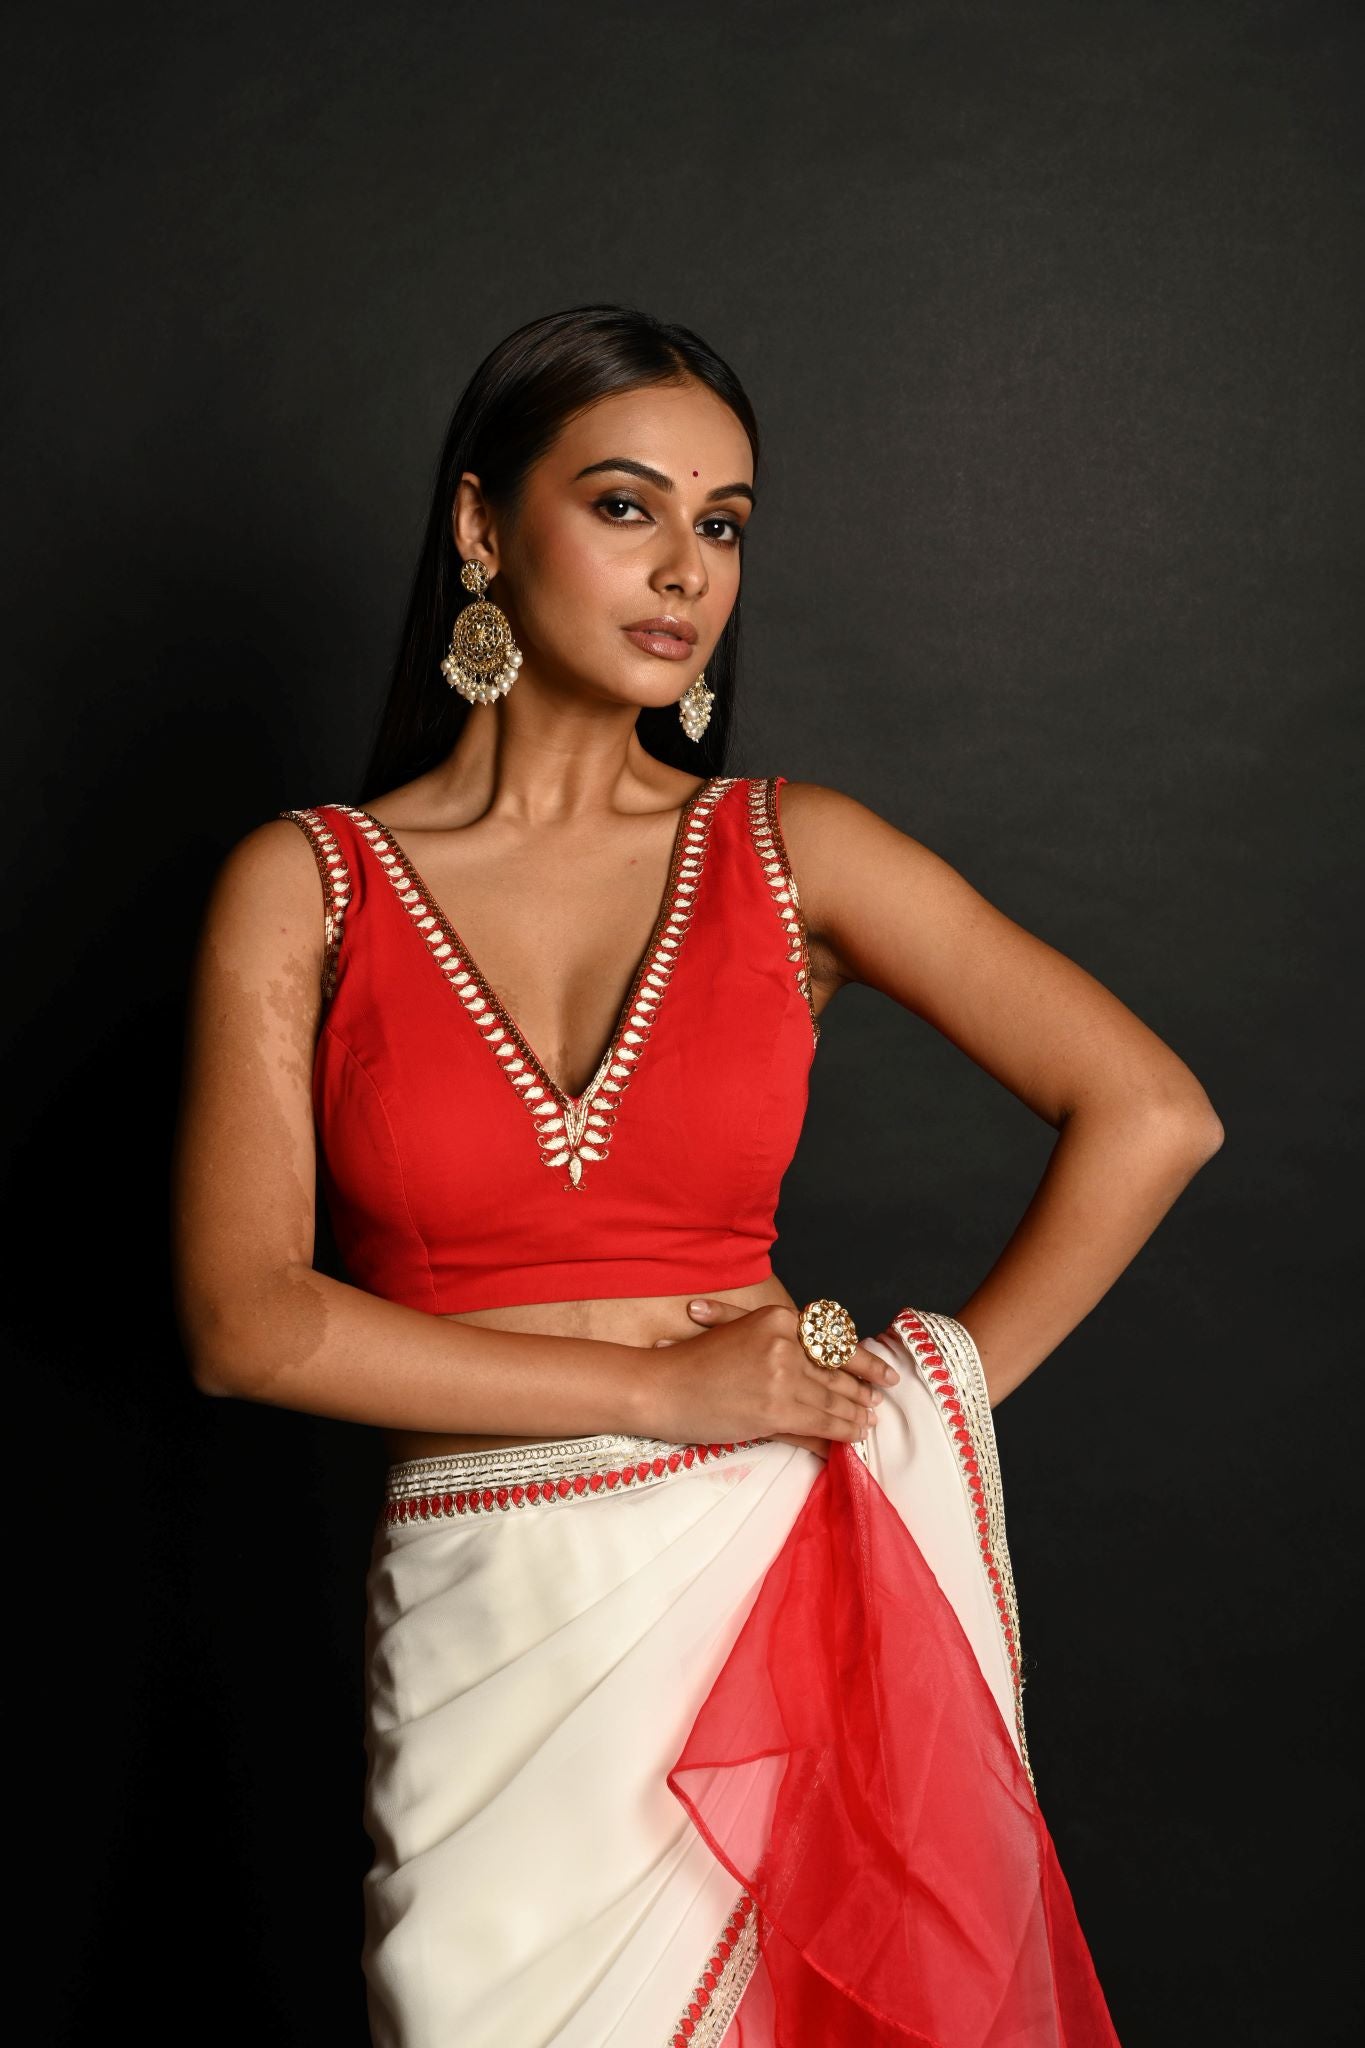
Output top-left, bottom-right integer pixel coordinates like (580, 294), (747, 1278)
(670, 1393), (1118, 2043)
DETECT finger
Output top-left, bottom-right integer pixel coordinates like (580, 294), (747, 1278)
(850, 1340), (900, 1386)
(686, 1297), (748, 1324)
(810, 1348), (898, 1398)
(803, 1360), (882, 1409)
(652, 1337), (678, 1348)
(793, 1391), (877, 1441)
(812, 1381), (882, 1433)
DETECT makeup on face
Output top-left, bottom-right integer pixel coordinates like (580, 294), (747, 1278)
(621, 611), (700, 658)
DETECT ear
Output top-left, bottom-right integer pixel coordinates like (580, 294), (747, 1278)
(451, 472), (503, 580)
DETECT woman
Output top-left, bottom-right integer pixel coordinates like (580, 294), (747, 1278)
(172, 304), (1222, 2045)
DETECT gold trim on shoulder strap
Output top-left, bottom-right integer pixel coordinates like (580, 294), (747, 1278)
(277, 806), (352, 1005)
(747, 777), (820, 1046)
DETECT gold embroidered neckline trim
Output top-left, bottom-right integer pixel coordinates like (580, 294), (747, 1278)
(339, 777), (738, 1188)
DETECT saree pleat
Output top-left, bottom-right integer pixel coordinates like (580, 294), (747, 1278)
(361, 1312), (1120, 2046)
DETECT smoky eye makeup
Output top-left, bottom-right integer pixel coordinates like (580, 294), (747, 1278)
(592, 491), (747, 546)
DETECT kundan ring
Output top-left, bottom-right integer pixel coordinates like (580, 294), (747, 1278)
(797, 1297), (859, 1371)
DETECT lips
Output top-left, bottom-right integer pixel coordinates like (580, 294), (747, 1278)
(622, 616), (698, 661)
(625, 616), (695, 642)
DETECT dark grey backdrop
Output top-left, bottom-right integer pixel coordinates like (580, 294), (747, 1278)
(6, 2), (1360, 2041)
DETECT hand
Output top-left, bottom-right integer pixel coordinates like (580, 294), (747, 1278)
(649, 1297), (899, 1460)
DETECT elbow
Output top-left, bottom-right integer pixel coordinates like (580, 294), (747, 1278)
(1193, 1102), (1226, 1162)
(1069, 1079), (1225, 1171)
(184, 1324), (244, 1401)
(190, 1354), (238, 1399)
(177, 1264), (320, 1402)
(1169, 1080), (1225, 1165)
(177, 1288), (256, 1401)
(1135, 1083), (1226, 1171)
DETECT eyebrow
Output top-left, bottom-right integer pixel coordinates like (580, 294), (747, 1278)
(572, 457), (755, 507)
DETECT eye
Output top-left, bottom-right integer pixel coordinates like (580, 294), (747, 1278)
(596, 493), (650, 523)
(594, 493), (746, 548)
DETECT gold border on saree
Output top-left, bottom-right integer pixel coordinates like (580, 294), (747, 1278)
(382, 1433), (761, 1522)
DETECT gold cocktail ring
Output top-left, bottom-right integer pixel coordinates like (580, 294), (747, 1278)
(797, 1298), (859, 1371)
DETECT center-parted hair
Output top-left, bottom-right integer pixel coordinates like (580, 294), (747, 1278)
(359, 303), (761, 803)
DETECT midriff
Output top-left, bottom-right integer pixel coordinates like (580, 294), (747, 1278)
(383, 1272), (800, 1462)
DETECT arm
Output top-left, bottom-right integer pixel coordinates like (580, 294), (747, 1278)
(778, 783), (1225, 1407)
(170, 820), (652, 1436)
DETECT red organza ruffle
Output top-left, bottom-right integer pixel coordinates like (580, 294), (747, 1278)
(667, 1442), (1121, 2046)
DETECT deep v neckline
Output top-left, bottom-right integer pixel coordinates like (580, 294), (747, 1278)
(342, 777), (735, 1189)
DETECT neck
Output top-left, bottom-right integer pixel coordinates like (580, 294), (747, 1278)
(430, 689), (700, 826)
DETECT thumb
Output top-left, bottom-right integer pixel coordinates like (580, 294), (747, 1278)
(686, 1296), (746, 1324)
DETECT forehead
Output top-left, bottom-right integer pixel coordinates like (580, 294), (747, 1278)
(547, 380), (752, 480)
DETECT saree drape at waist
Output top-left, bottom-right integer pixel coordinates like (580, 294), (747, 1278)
(362, 1311), (1121, 2046)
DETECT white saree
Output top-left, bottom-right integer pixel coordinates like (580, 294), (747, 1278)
(361, 1310), (1117, 2047)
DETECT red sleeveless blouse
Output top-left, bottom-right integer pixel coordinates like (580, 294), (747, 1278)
(279, 775), (820, 1314)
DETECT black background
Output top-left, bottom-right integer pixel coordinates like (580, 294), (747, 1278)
(6, 3), (1360, 2040)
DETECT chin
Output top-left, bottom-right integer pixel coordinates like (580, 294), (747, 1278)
(590, 659), (686, 715)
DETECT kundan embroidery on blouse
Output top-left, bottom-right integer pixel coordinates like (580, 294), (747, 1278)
(334, 777), (738, 1190)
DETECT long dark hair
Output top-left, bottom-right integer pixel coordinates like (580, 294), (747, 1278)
(358, 304), (760, 804)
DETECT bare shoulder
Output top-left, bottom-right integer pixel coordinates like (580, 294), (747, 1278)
(191, 813), (331, 988)
(773, 779), (941, 930)
(776, 777), (920, 843)
(777, 778), (908, 835)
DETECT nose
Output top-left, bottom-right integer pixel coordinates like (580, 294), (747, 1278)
(651, 524), (709, 600)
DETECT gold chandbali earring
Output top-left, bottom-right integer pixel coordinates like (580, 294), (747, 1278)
(440, 559), (523, 704)
(677, 667), (715, 741)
